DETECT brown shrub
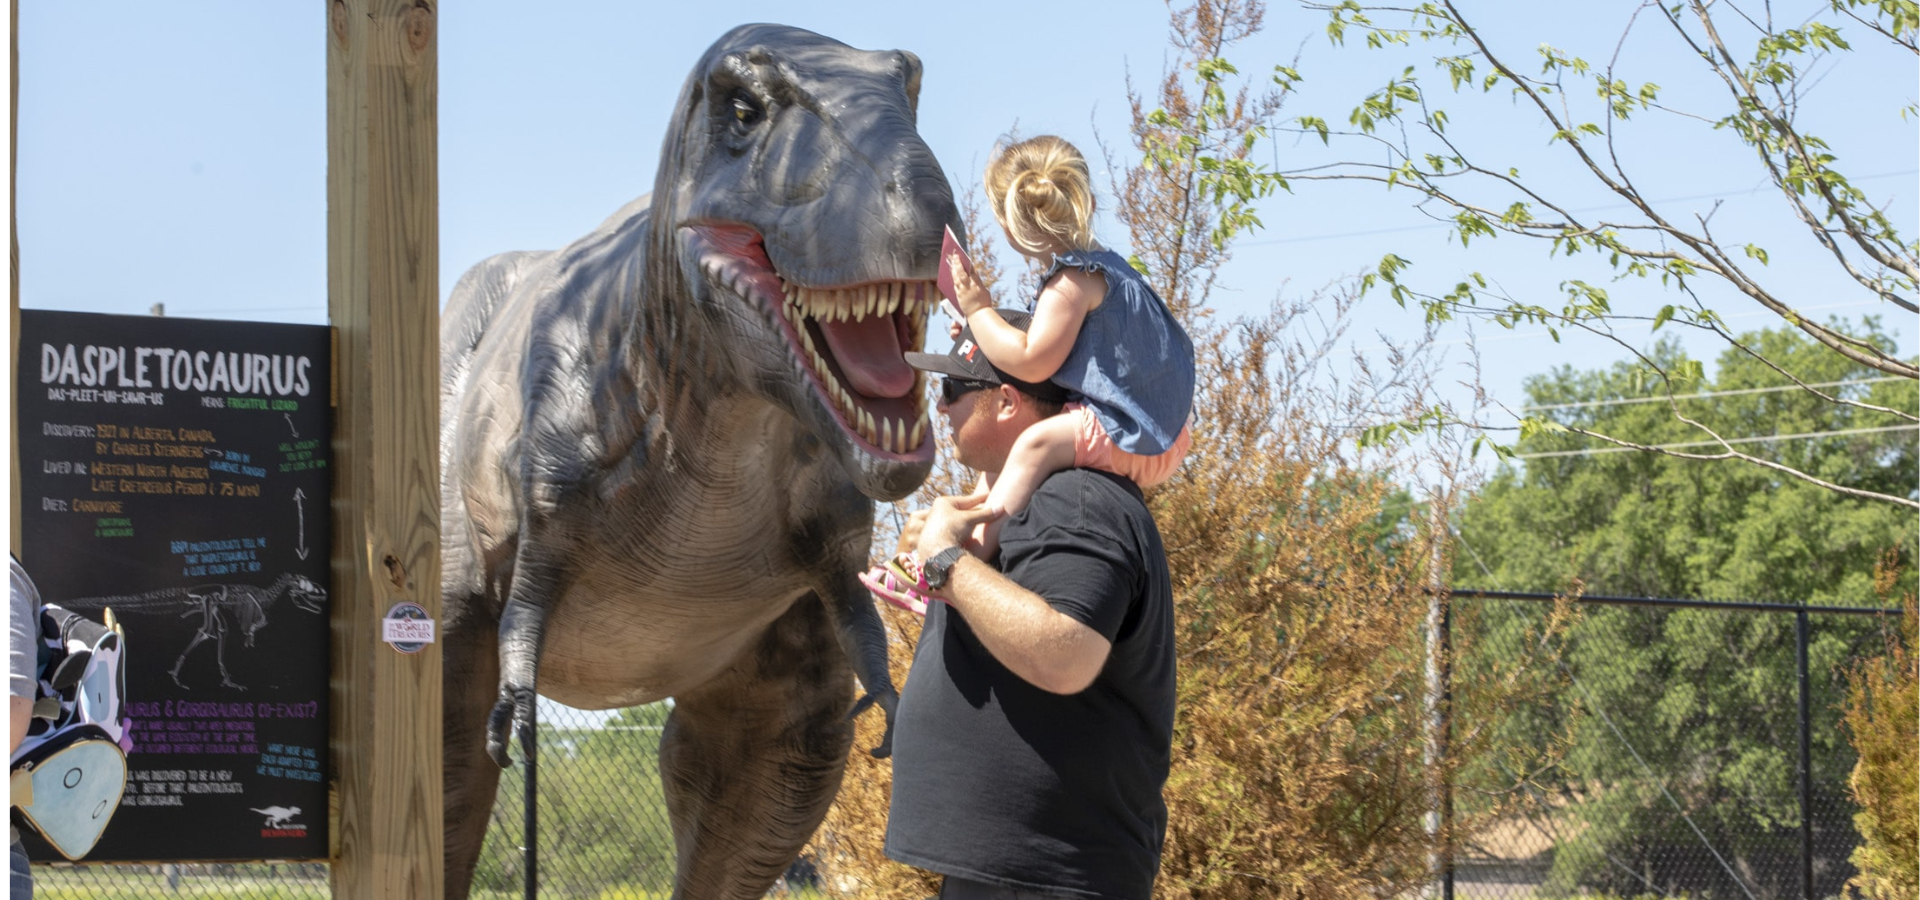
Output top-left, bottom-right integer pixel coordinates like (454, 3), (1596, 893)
(1842, 555), (1918, 900)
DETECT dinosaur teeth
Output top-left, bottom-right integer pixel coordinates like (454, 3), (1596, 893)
(910, 417), (924, 449)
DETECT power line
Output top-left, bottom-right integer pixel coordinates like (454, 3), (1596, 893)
(1513, 424), (1918, 460)
(1521, 377), (1908, 412)
(1242, 169), (1917, 247)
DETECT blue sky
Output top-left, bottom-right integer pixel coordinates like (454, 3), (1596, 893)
(13, 1), (1916, 425)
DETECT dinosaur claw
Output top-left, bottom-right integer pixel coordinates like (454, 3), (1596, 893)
(485, 698), (516, 769)
(486, 687), (539, 769)
(848, 689), (897, 758)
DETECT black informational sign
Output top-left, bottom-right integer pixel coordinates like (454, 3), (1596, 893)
(16, 310), (332, 861)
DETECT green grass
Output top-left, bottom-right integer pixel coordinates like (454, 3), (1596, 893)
(32, 866), (328, 900)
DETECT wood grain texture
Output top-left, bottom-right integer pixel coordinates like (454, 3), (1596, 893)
(326, 0), (442, 896)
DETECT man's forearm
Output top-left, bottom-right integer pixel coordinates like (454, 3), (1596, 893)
(938, 555), (1109, 694)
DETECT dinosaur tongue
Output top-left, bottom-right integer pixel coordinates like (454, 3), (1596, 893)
(817, 316), (915, 398)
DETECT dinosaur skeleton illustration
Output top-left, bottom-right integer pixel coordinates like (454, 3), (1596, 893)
(65, 574), (327, 691)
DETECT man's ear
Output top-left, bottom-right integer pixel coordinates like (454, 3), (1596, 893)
(991, 384), (1024, 423)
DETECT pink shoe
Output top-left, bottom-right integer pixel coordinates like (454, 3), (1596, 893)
(859, 554), (933, 616)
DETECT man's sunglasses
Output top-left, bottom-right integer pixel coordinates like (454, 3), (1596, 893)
(939, 377), (996, 405)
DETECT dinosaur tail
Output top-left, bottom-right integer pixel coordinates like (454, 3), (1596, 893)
(58, 585), (196, 611)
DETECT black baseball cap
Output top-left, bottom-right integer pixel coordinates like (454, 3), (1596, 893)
(904, 308), (1073, 404)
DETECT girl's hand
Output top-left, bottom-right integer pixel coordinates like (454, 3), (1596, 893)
(947, 320), (963, 340)
(947, 255), (991, 317)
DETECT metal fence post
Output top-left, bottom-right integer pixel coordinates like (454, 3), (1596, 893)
(526, 706), (540, 900)
(1797, 608), (1812, 900)
(1425, 495), (1453, 900)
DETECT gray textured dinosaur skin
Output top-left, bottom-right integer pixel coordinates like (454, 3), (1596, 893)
(439, 24), (957, 900)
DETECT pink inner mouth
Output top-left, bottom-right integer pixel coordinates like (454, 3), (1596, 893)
(684, 223), (935, 459)
(819, 314), (916, 398)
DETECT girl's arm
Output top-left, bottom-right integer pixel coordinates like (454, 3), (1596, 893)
(951, 256), (1103, 382)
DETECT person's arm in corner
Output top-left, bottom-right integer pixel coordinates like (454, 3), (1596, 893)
(11, 567), (36, 756)
(911, 493), (1111, 694)
(9, 697), (26, 757)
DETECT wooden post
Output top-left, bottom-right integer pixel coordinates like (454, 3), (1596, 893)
(326, 1), (442, 898)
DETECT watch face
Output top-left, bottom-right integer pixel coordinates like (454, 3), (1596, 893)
(926, 547), (963, 588)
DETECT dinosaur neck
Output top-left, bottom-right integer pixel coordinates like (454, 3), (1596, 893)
(587, 196), (753, 469)
(262, 573), (300, 603)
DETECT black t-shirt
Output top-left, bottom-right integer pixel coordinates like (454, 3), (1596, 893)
(885, 469), (1176, 900)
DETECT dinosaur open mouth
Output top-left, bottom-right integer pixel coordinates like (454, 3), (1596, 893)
(685, 224), (934, 459)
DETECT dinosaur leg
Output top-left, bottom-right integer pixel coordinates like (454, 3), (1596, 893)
(171, 591), (220, 688)
(659, 592), (855, 900)
(210, 609), (246, 691)
(170, 629), (212, 689)
(442, 594), (504, 900)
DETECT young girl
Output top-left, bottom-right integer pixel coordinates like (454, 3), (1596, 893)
(862, 135), (1195, 614)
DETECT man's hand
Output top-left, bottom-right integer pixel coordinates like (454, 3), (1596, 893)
(912, 493), (1001, 562)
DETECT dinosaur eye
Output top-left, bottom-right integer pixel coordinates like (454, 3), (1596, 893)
(729, 93), (763, 127)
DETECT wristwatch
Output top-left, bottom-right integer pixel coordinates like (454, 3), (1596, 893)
(922, 546), (967, 590)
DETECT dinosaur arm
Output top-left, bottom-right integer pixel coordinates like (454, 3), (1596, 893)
(489, 554), (556, 769)
(819, 572), (898, 757)
(485, 413), (588, 768)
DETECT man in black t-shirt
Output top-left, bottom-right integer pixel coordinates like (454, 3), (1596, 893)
(885, 312), (1176, 900)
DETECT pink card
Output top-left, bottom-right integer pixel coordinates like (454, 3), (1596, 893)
(936, 225), (974, 322)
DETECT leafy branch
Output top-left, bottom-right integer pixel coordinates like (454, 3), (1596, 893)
(1291, 0), (1918, 507)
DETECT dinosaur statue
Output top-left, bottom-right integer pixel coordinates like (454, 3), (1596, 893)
(61, 574), (328, 691)
(439, 24), (955, 899)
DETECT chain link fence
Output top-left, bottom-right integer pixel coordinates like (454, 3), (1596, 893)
(1446, 590), (1899, 900)
(467, 701), (684, 900)
(29, 593), (1898, 900)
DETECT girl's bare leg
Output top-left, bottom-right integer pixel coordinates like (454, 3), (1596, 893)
(973, 416), (1079, 558)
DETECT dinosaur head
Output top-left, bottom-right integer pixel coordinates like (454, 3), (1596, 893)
(285, 575), (326, 614)
(658, 24), (959, 501)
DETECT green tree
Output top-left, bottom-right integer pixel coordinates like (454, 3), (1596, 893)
(1287, 0), (1920, 509)
(1450, 324), (1916, 897)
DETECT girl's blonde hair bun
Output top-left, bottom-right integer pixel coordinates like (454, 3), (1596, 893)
(985, 135), (1095, 256)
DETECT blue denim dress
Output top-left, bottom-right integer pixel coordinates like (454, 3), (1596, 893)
(1035, 249), (1194, 456)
